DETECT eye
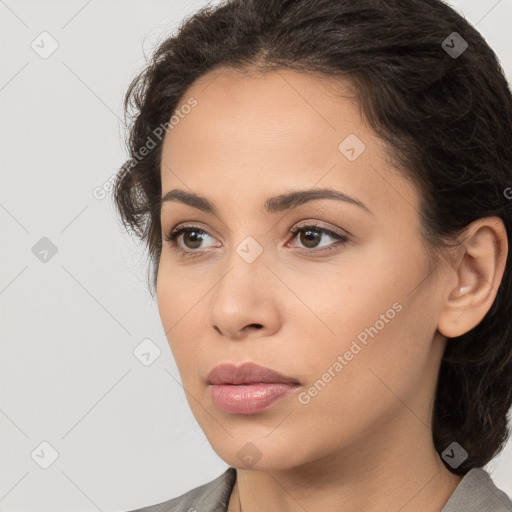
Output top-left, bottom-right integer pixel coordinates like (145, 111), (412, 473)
(163, 223), (220, 256)
(287, 222), (349, 252)
(163, 221), (349, 258)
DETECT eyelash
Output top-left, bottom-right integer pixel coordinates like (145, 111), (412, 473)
(163, 222), (349, 258)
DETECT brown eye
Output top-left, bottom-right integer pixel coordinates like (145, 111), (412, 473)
(163, 225), (218, 254)
(288, 223), (349, 252)
(180, 229), (206, 249)
(298, 228), (322, 249)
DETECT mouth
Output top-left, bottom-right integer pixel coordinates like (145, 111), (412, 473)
(208, 382), (300, 415)
(207, 361), (300, 386)
(207, 362), (301, 414)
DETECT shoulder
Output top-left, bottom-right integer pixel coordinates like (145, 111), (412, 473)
(442, 467), (512, 512)
(127, 467), (237, 512)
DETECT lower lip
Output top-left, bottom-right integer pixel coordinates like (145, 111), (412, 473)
(209, 383), (299, 414)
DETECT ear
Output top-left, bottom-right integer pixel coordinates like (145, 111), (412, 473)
(437, 217), (508, 339)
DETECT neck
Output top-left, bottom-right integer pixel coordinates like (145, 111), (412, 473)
(230, 410), (463, 512)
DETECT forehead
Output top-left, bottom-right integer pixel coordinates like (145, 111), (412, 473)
(166, 66), (362, 151)
(160, 67), (419, 218)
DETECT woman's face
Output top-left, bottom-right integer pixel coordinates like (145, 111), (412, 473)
(157, 67), (450, 470)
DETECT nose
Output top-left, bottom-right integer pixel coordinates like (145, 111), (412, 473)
(208, 247), (282, 340)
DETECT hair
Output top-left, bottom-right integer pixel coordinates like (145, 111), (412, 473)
(112, 0), (512, 475)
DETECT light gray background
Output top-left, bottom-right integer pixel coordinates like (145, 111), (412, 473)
(1, 1), (511, 511)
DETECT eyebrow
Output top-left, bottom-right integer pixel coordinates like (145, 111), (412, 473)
(160, 188), (372, 216)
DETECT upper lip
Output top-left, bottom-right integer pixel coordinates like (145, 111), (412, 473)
(207, 362), (300, 385)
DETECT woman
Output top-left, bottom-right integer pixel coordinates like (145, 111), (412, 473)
(113, 0), (512, 510)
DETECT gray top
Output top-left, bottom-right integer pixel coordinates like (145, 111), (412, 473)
(128, 466), (512, 512)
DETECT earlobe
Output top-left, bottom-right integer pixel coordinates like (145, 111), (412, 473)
(437, 217), (508, 339)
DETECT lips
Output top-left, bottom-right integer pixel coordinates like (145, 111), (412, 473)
(207, 362), (300, 386)
(207, 362), (301, 414)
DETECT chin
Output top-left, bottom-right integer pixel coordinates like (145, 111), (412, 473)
(207, 437), (310, 472)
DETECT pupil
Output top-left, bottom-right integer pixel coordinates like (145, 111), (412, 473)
(185, 231), (202, 249)
(301, 230), (320, 248)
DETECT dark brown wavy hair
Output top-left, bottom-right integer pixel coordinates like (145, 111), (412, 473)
(112, 0), (512, 475)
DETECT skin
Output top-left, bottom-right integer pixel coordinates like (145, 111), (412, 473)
(156, 66), (508, 512)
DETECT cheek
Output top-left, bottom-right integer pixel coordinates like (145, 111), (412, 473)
(298, 298), (434, 435)
(293, 244), (434, 403)
(295, 306), (432, 449)
(156, 262), (204, 366)
(156, 253), (204, 324)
